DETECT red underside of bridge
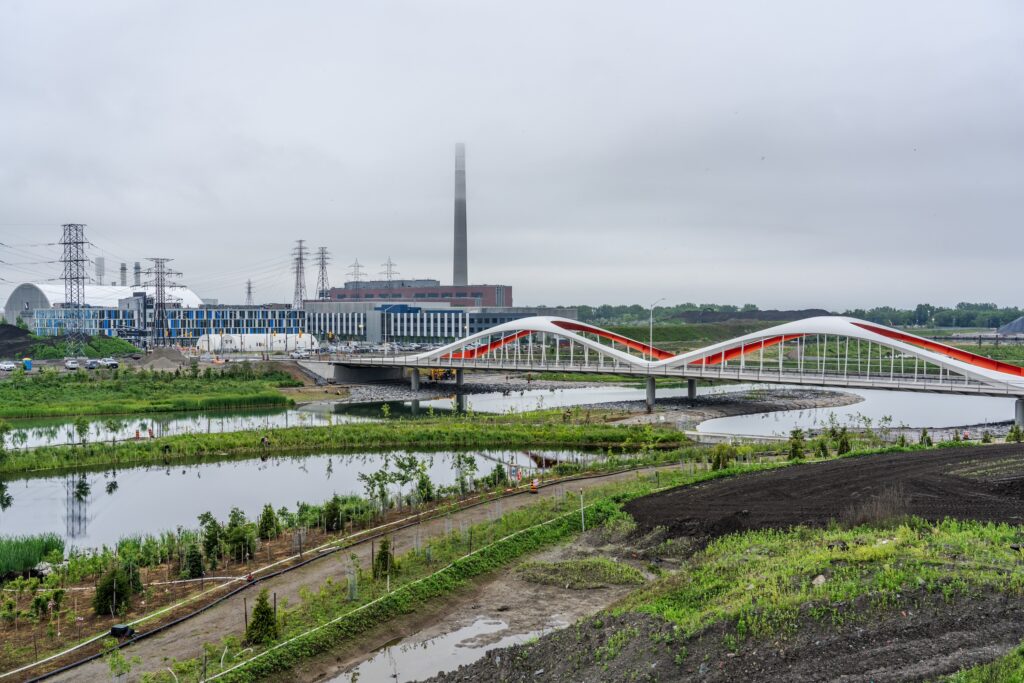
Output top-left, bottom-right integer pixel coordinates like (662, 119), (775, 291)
(852, 322), (1024, 377)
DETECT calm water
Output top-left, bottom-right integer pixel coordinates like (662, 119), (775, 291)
(334, 617), (566, 683)
(1, 408), (369, 449)
(0, 450), (588, 548)
(699, 388), (1017, 437)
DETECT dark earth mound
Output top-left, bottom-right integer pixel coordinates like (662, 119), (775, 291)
(427, 591), (1024, 683)
(625, 443), (1024, 539)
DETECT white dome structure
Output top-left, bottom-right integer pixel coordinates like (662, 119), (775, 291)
(3, 282), (204, 323)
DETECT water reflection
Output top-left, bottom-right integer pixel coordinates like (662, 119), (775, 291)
(0, 450), (591, 547)
(699, 388), (1017, 437)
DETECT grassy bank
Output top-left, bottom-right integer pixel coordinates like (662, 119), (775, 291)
(140, 462), (762, 682)
(0, 419), (685, 477)
(0, 364), (299, 419)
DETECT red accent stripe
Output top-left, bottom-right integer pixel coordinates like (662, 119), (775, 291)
(444, 330), (532, 360)
(550, 320), (674, 360)
(691, 334), (804, 366)
(851, 322), (1024, 377)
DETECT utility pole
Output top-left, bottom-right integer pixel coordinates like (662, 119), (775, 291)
(315, 247), (331, 300)
(144, 258), (182, 347)
(245, 279), (254, 306)
(59, 223), (88, 357)
(292, 240), (308, 310)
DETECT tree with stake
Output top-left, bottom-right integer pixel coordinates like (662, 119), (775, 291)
(244, 589), (279, 645)
(920, 428), (933, 446)
(257, 504), (280, 540)
(373, 537), (394, 580)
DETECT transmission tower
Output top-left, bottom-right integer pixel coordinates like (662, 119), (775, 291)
(315, 247), (331, 300)
(380, 257), (399, 287)
(144, 258), (182, 347)
(245, 279), (254, 306)
(292, 240), (309, 309)
(347, 258), (365, 282)
(59, 223), (89, 356)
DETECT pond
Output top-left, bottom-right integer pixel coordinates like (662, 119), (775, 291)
(1, 407), (369, 450)
(0, 450), (592, 548)
(699, 388), (1017, 437)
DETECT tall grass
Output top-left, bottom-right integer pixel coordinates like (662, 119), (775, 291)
(0, 533), (64, 575)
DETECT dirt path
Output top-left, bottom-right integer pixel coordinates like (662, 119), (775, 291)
(288, 533), (641, 683)
(48, 466), (673, 682)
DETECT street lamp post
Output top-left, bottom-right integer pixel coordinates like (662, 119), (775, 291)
(648, 298), (665, 365)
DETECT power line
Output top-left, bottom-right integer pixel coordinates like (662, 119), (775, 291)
(292, 240), (308, 310)
(315, 247), (331, 300)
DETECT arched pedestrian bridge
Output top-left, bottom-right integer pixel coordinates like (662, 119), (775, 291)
(323, 316), (1024, 424)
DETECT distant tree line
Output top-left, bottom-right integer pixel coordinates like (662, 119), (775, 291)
(561, 302), (1022, 328)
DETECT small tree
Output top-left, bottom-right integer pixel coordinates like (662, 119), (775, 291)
(816, 439), (829, 459)
(198, 512), (223, 569)
(101, 637), (140, 679)
(183, 544), (205, 579)
(93, 567), (134, 616)
(788, 428), (806, 461)
(710, 444), (736, 471)
(74, 417), (90, 446)
(896, 433), (908, 447)
(836, 427), (852, 455)
(244, 589), (279, 645)
(416, 471), (435, 503)
(919, 428), (933, 446)
(257, 504), (280, 540)
(373, 537), (394, 580)
(1007, 424), (1023, 444)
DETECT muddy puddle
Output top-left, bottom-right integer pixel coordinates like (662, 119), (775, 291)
(333, 616), (565, 682)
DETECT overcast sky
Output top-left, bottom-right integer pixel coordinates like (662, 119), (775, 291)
(1, 1), (1022, 310)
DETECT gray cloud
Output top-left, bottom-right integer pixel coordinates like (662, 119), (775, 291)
(1, 0), (1022, 310)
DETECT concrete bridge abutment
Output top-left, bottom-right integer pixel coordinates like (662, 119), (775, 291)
(1017, 397), (1024, 428)
(410, 367), (420, 391)
(687, 378), (697, 400)
(645, 376), (655, 413)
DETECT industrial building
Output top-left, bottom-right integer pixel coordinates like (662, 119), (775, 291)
(1, 144), (568, 350)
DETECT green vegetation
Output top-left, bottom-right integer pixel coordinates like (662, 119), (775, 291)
(245, 589), (279, 645)
(28, 336), (140, 360)
(0, 419), (684, 476)
(620, 519), (1024, 645)
(141, 463), (734, 682)
(0, 533), (64, 575)
(518, 558), (645, 589)
(948, 643), (1024, 682)
(0, 363), (299, 419)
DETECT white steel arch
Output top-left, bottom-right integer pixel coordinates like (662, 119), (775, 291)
(345, 315), (1024, 397)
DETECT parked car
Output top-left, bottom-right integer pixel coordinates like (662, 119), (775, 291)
(64, 359), (80, 370)
(0, 361), (16, 372)
(99, 357), (119, 368)
(85, 360), (101, 370)
(289, 350), (310, 359)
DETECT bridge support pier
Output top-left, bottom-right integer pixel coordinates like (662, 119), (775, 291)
(455, 368), (464, 390)
(645, 376), (655, 413)
(1017, 398), (1024, 428)
(687, 378), (696, 401)
(410, 368), (420, 392)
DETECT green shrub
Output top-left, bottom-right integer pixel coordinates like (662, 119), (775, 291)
(245, 589), (279, 645)
(788, 428), (805, 461)
(257, 504), (280, 541)
(373, 537), (394, 580)
(184, 544), (205, 579)
(92, 566), (137, 616)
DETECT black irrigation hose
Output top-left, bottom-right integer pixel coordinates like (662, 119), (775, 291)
(24, 462), (671, 682)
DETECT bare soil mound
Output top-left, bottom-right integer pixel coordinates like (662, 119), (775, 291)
(624, 444), (1024, 539)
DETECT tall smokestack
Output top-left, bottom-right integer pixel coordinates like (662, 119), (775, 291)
(453, 142), (468, 286)
(119, 262), (127, 286)
(133, 261), (141, 287)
